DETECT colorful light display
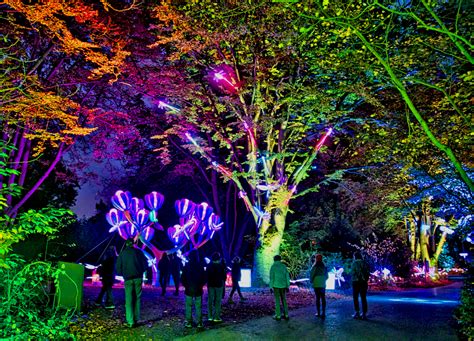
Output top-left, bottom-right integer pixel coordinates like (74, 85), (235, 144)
(106, 190), (223, 285)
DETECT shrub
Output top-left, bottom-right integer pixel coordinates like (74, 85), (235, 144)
(0, 255), (75, 339)
(454, 264), (474, 339)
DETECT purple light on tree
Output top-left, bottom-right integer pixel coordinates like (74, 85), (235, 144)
(207, 64), (241, 94)
(106, 190), (223, 285)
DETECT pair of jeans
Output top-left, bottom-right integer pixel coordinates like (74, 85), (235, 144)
(208, 286), (223, 320)
(314, 287), (326, 315)
(229, 280), (243, 300)
(273, 287), (288, 318)
(185, 295), (202, 323)
(171, 272), (180, 292)
(124, 278), (143, 326)
(96, 280), (114, 306)
(159, 272), (169, 294)
(352, 281), (368, 314)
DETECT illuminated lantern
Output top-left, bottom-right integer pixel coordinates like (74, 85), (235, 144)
(141, 226), (155, 242)
(129, 197), (145, 215)
(206, 64), (241, 95)
(196, 202), (213, 222)
(106, 208), (125, 232)
(175, 199), (196, 218)
(111, 190), (132, 211)
(145, 191), (164, 211)
(118, 222), (137, 239)
(208, 213), (223, 239)
(134, 208), (149, 227)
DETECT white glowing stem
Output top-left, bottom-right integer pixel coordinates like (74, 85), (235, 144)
(214, 71), (236, 88)
(158, 101), (180, 112)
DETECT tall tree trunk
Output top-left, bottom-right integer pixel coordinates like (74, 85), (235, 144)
(252, 206), (288, 287)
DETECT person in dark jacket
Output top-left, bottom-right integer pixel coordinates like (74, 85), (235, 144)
(228, 256), (246, 304)
(181, 249), (206, 328)
(206, 252), (227, 323)
(351, 251), (370, 320)
(95, 246), (117, 309)
(116, 238), (149, 328)
(170, 253), (182, 296)
(310, 254), (328, 318)
(158, 253), (170, 296)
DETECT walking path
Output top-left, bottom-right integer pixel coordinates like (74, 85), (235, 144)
(178, 282), (461, 341)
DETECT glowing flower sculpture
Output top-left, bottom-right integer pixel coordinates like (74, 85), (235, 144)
(106, 190), (223, 285)
(206, 64), (241, 95)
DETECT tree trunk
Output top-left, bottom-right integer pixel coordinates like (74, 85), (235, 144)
(252, 206), (288, 287)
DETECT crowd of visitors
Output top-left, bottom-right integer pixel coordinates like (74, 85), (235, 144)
(95, 238), (370, 329)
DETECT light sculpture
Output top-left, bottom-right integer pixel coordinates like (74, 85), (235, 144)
(106, 190), (223, 285)
(207, 64), (240, 94)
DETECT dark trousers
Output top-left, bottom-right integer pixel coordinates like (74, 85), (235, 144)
(273, 287), (288, 318)
(159, 272), (169, 294)
(314, 287), (326, 315)
(171, 272), (180, 292)
(96, 280), (114, 305)
(352, 281), (368, 314)
(229, 280), (243, 299)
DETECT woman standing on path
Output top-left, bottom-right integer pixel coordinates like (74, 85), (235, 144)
(310, 254), (328, 319)
(351, 251), (370, 320)
(269, 255), (290, 321)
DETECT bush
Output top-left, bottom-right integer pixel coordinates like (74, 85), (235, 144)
(455, 264), (474, 339)
(0, 254), (76, 339)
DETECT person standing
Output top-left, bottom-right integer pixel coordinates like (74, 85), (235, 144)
(206, 252), (226, 323)
(170, 253), (182, 296)
(95, 246), (117, 309)
(269, 255), (290, 321)
(228, 256), (246, 304)
(310, 254), (328, 319)
(158, 253), (170, 296)
(351, 251), (370, 320)
(181, 249), (206, 328)
(116, 238), (149, 328)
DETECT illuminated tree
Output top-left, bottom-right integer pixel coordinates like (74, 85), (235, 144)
(149, 2), (344, 285)
(1, 1), (134, 218)
(284, 0), (473, 192)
